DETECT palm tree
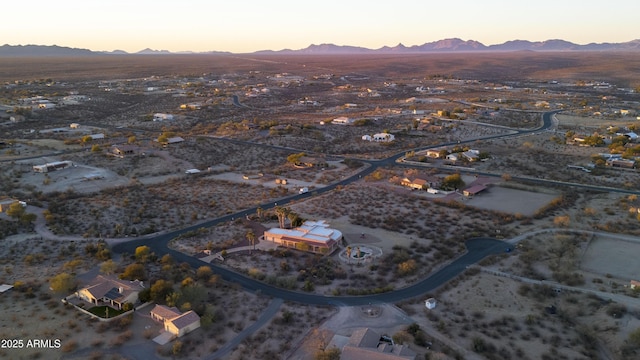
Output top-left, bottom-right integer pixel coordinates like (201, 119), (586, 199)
(246, 230), (256, 253)
(275, 206), (288, 229)
(287, 211), (299, 229)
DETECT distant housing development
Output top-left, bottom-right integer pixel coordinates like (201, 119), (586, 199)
(263, 220), (342, 254)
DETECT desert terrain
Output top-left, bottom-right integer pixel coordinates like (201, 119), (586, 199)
(1, 52), (640, 360)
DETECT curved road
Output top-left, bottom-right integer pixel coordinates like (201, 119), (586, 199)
(111, 111), (559, 305)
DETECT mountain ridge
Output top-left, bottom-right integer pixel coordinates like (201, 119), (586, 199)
(2, 38), (640, 57)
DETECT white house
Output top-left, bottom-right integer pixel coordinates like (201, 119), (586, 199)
(462, 150), (480, 161)
(361, 135), (372, 141)
(372, 133), (395, 142)
(153, 113), (174, 122)
(33, 161), (73, 173)
(332, 117), (354, 125)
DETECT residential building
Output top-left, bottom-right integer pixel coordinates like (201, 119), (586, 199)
(341, 328), (416, 360)
(111, 145), (137, 157)
(463, 184), (488, 197)
(401, 178), (427, 190)
(332, 117), (354, 125)
(76, 275), (144, 310)
(263, 220), (342, 255)
(166, 136), (184, 144)
(32, 160), (73, 173)
(0, 198), (19, 213)
(153, 113), (174, 122)
(462, 149), (480, 161)
(372, 133), (395, 142)
(297, 156), (327, 168)
(150, 305), (201, 338)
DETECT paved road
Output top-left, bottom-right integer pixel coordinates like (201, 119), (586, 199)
(112, 235), (506, 306)
(203, 298), (284, 360)
(108, 110), (558, 305)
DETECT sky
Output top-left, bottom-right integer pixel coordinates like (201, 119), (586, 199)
(2, 0), (638, 53)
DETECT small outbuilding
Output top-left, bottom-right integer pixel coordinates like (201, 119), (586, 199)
(425, 298), (437, 309)
(463, 184), (487, 197)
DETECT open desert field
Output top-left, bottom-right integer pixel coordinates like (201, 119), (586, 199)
(2, 51), (640, 360)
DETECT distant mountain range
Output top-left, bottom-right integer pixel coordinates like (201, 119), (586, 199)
(2, 38), (640, 57)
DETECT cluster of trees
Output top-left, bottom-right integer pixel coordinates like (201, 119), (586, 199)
(440, 173), (465, 191)
(274, 206), (303, 229)
(286, 152), (306, 165)
(5, 202), (36, 229)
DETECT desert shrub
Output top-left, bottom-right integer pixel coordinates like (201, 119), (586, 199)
(606, 303), (627, 318)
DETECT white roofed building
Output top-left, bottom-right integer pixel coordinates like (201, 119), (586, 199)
(263, 220), (342, 255)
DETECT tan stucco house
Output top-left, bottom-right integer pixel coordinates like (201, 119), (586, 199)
(76, 275), (144, 310)
(150, 304), (201, 338)
(263, 220), (342, 255)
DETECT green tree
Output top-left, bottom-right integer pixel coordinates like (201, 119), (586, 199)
(135, 245), (151, 263)
(286, 152), (306, 165)
(166, 291), (181, 307)
(160, 254), (174, 265)
(63, 259), (84, 273)
(127, 135), (136, 144)
(628, 327), (640, 346)
(275, 206), (289, 229)
(6, 202), (25, 219)
(246, 230), (256, 252)
(20, 212), (37, 227)
(196, 266), (213, 281)
(172, 340), (183, 356)
(441, 173), (465, 191)
(100, 259), (118, 275)
(90, 144), (101, 152)
(50, 273), (77, 294)
(150, 279), (173, 303)
(120, 263), (145, 280)
(181, 284), (207, 308)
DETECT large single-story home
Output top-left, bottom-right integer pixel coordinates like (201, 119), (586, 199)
(32, 160), (74, 173)
(372, 133), (395, 142)
(401, 178), (428, 190)
(111, 144), (137, 157)
(263, 220), (342, 255)
(150, 304), (201, 338)
(76, 275), (144, 310)
(332, 116), (354, 125)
